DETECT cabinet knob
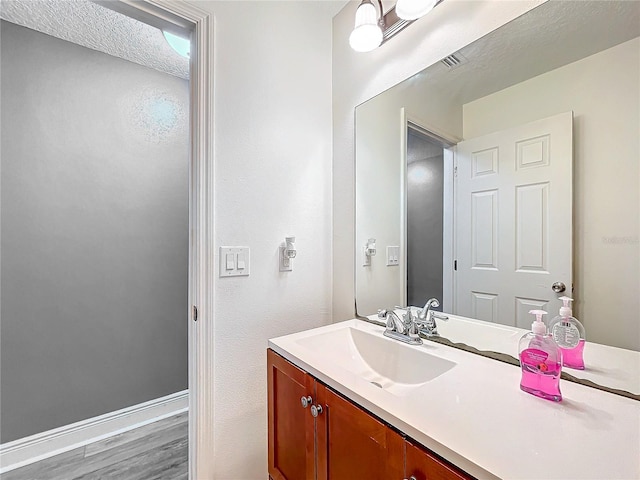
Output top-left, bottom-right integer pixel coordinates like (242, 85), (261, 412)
(301, 396), (313, 408)
(310, 404), (323, 417)
(404, 477), (417, 480)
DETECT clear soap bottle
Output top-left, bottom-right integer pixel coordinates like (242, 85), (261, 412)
(518, 310), (562, 402)
(548, 296), (586, 370)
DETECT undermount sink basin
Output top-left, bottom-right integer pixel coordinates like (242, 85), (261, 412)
(295, 326), (455, 396)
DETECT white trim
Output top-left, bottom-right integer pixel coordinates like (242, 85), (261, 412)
(0, 390), (188, 474)
(184, 5), (215, 480)
(442, 147), (455, 313)
(400, 108), (409, 306)
(404, 112), (461, 147)
(114, 3), (215, 479)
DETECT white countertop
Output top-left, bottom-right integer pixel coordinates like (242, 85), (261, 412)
(269, 319), (640, 480)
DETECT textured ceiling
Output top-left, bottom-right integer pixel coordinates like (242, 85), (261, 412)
(412, 0), (640, 107)
(0, 0), (189, 79)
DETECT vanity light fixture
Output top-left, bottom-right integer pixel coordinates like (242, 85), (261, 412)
(349, 0), (443, 52)
(163, 31), (190, 58)
(349, 0), (384, 52)
(395, 0), (439, 20)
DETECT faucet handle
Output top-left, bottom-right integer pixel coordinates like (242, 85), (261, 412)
(401, 311), (413, 329)
(431, 312), (449, 321)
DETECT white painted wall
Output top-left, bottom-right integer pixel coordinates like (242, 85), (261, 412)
(332, 0), (545, 321)
(355, 79), (461, 315)
(191, 2), (333, 478)
(462, 38), (640, 351)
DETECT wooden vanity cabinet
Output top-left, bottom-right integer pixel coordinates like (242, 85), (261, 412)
(315, 383), (404, 479)
(267, 349), (316, 480)
(405, 440), (471, 480)
(268, 349), (473, 480)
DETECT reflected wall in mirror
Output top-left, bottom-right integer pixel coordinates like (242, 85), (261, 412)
(355, 1), (639, 354)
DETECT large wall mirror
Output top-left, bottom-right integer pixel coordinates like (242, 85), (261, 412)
(355, 0), (639, 387)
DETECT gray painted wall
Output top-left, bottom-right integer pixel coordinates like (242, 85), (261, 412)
(1, 21), (189, 443)
(406, 130), (444, 308)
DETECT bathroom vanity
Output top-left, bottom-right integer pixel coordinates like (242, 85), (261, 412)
(268, 320), (640, 480)
(268, 348), (468, 480)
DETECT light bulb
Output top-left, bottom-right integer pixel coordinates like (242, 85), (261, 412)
(349, 1), (383, 52)
(395, 0), (439, 21)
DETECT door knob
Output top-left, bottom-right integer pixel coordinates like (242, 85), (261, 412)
(552, 282), (566, 293)
(301, 396), (312, 408)
(310, 404), (323, 417)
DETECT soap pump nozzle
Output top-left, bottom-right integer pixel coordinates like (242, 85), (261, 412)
(529, 309), (548, 335)
(558, 296), (573, 318)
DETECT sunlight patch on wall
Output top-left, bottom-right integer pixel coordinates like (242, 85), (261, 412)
(121, 87), (188, 143)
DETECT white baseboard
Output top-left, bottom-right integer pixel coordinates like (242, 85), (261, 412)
(0, 389), (189, 474)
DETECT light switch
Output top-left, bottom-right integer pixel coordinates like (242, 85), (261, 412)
(219, 247), (250, 277)
(237, 253), (246, 270)
(387, 246), (400, 266)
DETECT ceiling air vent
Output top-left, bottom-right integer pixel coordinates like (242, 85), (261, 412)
(441, 52), (468, 70)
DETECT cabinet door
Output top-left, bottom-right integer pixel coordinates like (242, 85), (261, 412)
(316, 384), (404, 480)
(405, 440), (472, 480)
(268, 350), (316, 480)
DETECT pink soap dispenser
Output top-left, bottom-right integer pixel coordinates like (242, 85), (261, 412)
(548, 296), (586, 370)
(518, 310), (562, 402)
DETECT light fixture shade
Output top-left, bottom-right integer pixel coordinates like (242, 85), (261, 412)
(163, 31), (190, 58)
(395, 0), (439, 20)
(349, 1), (383, 52)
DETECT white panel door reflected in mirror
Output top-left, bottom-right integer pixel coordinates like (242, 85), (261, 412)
(456, 112), (573, 329)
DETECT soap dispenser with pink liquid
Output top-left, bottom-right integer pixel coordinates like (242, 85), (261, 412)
(518, 310), (562, 402)
(548, 296), (586, 370)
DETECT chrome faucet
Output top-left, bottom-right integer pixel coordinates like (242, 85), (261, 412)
(379, 307), (422, 345)
(379, 298), (449, 344)
(415, 298), (449, 337)
(379, 308), (405, 333)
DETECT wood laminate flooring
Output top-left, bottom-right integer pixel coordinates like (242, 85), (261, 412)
(2, 412), (188, 480)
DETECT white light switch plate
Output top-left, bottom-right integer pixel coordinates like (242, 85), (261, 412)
(219, 246), (250, 277)
(387, 246), (400, 266)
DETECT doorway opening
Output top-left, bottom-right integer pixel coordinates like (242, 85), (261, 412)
(403, 120), (456, 312)
(1, 1), (214, 478)
(406, 127), (444, 307)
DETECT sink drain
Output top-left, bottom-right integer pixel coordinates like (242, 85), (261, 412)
(370, 381), (383, 388)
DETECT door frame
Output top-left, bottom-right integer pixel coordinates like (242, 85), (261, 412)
(400, 108), (459, 311)
(106, 1), (215, 478)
